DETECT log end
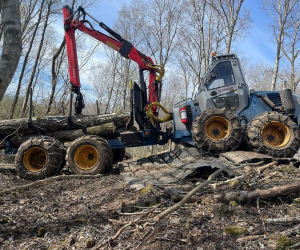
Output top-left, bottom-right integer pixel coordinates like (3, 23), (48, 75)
(153, 216), (160, 222)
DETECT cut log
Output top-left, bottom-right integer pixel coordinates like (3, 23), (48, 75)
(216, 182), (300, 202)
(0, 122), (119, 149)
(0, 112), (129, 138)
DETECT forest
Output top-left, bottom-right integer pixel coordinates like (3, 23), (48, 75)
(0, 0), (300, 120)
(1, 0), (300, 249)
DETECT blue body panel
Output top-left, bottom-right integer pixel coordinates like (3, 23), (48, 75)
(240, 92), (273, 123)
(172, 91), (300, 147)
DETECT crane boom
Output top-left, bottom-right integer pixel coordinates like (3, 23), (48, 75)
(62, 5), (162, 115)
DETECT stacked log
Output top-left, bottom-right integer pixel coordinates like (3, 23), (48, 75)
(0, 112), (130, 149)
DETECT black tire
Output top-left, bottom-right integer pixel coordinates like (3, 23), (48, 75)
(192, 108), (242, 155)
(246, 112), (300, 157)
(112, 148), (125, 163)
(66, 135), (113, 175)
(15, 136), (66, 180)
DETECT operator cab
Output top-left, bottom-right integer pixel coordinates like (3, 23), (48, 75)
(195, 54), (249, 115)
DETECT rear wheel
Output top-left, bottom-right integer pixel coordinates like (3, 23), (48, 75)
(246, 112), (300, 157)
(15, 136), (66, 180)
(66, 135), (113, 175)
(192, 108), (242, 155)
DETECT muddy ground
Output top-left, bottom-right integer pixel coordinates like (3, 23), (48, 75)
(0, 154), (300, 250)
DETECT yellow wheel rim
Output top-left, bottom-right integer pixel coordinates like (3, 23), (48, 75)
(74, 145), (98, 170)
(23, 147), (47, 172)
(262, 121), (291, 148)
(204, 116), (230, 140)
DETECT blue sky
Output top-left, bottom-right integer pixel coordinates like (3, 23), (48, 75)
(56, 0), (277, 66)
(237, 0), (276, 64)
(86, 0), (277, 65)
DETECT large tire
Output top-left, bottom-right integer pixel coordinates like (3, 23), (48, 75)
(15, 136), (66, 180)
(192, 108), (242, 155)
(246, 112), (300, 157)
(66, 135), (113, 175)
(112, 148), (125, 163)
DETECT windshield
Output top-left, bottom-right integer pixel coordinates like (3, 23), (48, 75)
(206, 61), (235, 90)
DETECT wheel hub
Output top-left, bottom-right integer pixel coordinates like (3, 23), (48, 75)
(204, 116), (230, 140)
(74, 145), (99, 170)
(262, 121), (291, 148)
(267, 134), (275, 142)
(23, 147), (47, 172)
(212, 129), (220, 137)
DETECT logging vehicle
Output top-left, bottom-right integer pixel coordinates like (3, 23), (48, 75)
(8, 5), (300, 180)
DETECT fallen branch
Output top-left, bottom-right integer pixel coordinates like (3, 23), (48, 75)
(94, 204), (161, 249)
(211, 161), (278, 189)
(257, 197), (266, 233)
(228, 160), (265, 170)
(256, 161), (278, 174)
(153, 167), (225, 222)
(290, 242), (300, 249)
(0, 174), (104, 196)
(236, 234), (264, 243)
(216, 182), (300, 202)
(155, 237), (187, 244)
(116, 208), (152, 216)
(265, 217), (300, 223)
(210, 175), (245, 189)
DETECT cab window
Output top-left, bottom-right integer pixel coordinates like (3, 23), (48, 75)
(206, 61), (235, 90)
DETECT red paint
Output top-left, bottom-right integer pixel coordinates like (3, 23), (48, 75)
(63, 7), (159, 112)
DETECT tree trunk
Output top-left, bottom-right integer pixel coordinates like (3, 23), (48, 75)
(0, 122), (119, 149)
(271, 40), (281, 91)
(0, 0), (22, 102)
(8, 0), (45, 119)
(45, 38), (65, 115)
(19, 0), (52, 118)
(0, 112), (130, 139)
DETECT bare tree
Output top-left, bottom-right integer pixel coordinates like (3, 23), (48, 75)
(19, 0), (55, 118)
(245, 60), (274, 91)
(207, 0), (250, 54)
(44, 39), (65, 115)
(281, 2), (300, 92)
(264, 0), (298, 90)
(141, 0), (183, 66)
(8, 0), (45, 119)
(0, 0), (22, 102)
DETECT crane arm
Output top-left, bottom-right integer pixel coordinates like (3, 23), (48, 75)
(63, 5), (162, 114)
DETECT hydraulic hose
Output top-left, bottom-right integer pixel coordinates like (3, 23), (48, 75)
(145, 102), (173, 125)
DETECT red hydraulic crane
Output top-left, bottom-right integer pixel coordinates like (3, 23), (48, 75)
(62, 5), (164, 118)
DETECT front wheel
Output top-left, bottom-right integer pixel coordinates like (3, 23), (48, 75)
(246, 112), (300, 157)
(192, 108), (242, 155)
(66, 135), (113, 175)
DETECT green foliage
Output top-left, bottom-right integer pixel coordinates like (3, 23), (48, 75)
(277, 235), (292, 250)
(229, 201), (238, 207)
(140, 185), (152, 195)
(224, 226), (248, 235)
